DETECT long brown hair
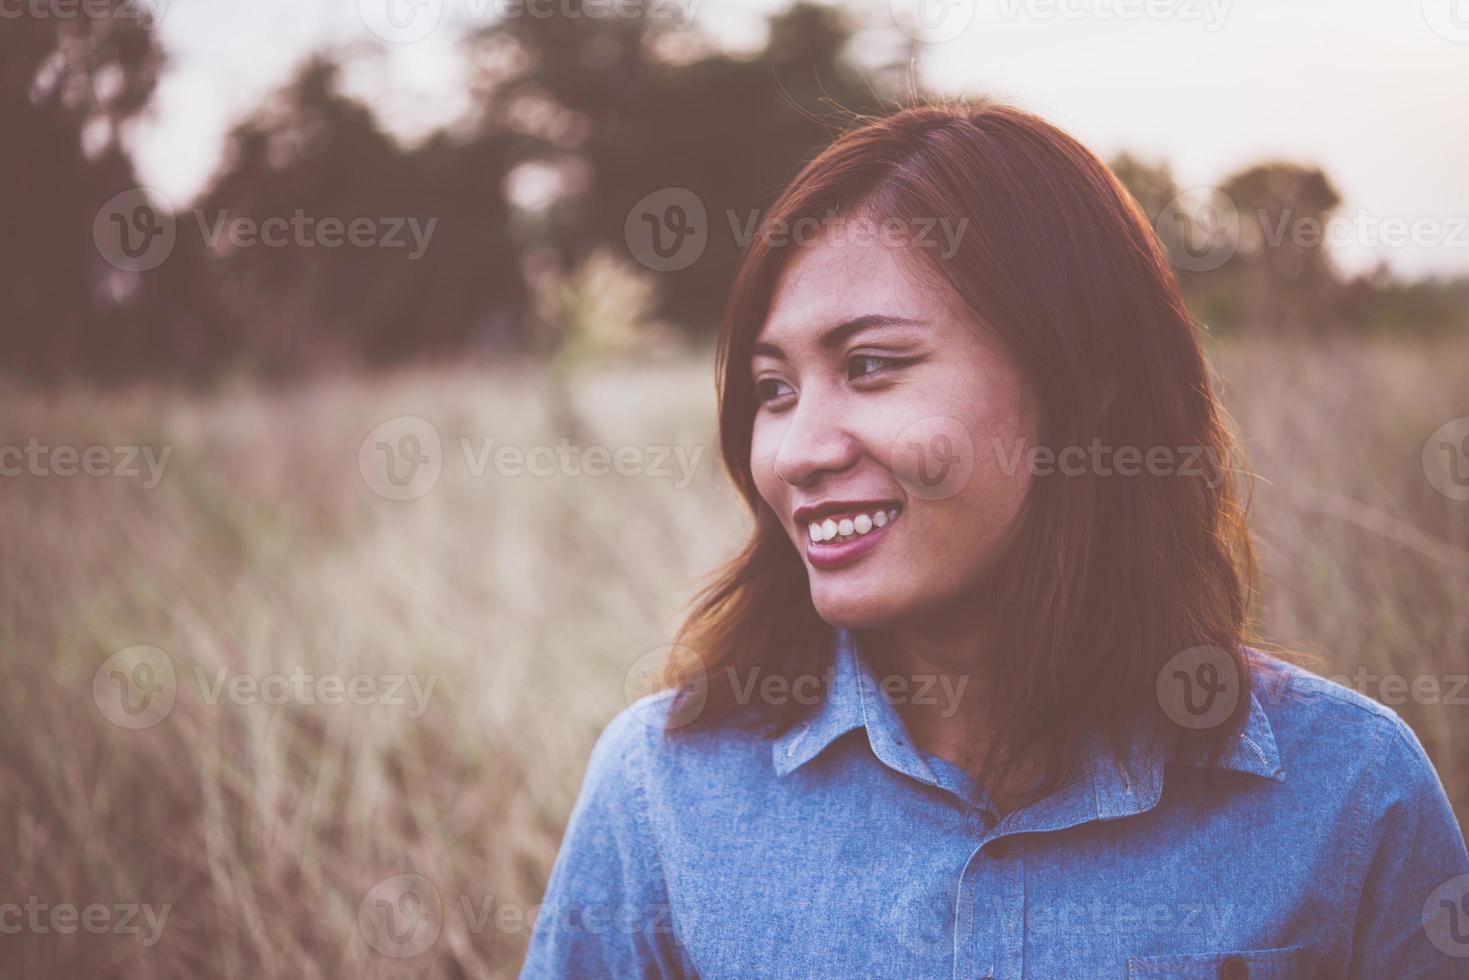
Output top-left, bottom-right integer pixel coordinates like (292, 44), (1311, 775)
(664, 99), (1282, 809)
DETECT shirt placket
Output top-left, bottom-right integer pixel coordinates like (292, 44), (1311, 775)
(954, 810), (1025, 980)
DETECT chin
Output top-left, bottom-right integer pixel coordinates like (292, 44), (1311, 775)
(807, 574), (917, 631)
(808, 561), (976, 634)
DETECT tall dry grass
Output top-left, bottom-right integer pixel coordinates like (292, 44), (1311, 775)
(1, 333), (1465, 976)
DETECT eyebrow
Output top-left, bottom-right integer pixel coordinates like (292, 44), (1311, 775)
(752, 314), (922, 360)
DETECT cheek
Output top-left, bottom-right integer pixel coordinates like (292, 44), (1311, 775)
(957, 395), (1033, 518)
(889, 383), (1035, 561)
(748, 422), (783, 505)
(881, 372), (1032, 501)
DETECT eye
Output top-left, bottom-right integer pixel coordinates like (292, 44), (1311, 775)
(755, 376), (795, 406)
(847, 353), (905, 381)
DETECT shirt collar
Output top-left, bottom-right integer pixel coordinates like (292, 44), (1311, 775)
(772, 628), (1286, 825)
(771, 626), (940, 786)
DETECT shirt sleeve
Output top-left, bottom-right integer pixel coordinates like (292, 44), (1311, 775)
(1345, 709), (1469, 979)
(519, 702), (687, 978)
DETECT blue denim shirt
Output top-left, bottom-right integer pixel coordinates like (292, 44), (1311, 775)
(521, 629), (1469, 978)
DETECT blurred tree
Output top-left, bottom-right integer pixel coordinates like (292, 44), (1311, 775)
(469, 1), (896, 335)
(3, 1), (1458, 384)
(1218, 162), (1346, 333)
(0, 3), (174, 380)
(1111, 152), (1241, 333)
(529, 245), (684, 441)
(1110, 152), (1180, 222)
(1366, 271), (1469, 336)
(1111, 153), (1372, 335)
(193, 56), (526, 377)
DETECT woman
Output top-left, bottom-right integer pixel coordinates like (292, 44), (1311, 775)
(520, 102), (1469, 978)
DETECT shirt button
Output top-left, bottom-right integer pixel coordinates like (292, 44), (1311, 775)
(1218, 955), (1248, 979)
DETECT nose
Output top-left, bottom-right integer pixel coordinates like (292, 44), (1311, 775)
(773, 385), (861, 488)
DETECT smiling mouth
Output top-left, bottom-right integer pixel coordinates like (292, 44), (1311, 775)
(801, 504), (902, 570)
(806, 505), (900, 544)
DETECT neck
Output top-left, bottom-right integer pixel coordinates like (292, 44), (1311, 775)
(855, 608), (995, 770)
(859, 618), (1046, 817)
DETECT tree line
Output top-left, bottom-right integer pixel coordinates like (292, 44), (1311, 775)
(2, 1), (1461, 384)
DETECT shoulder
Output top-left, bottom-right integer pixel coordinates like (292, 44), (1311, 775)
(1245, 648), (1457, 822)
(573, 692), (671, 814)
(1247, 648), (1438, 759)
(1242, 653), (1469, 970)
(583, 689), (780, 804)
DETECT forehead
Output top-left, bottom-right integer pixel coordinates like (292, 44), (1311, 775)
(756, 236), (950, 347)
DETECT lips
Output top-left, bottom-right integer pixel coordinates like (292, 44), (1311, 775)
(794, 499), (903, 570)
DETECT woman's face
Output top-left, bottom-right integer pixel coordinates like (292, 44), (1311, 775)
(750, 228), (1039, 629)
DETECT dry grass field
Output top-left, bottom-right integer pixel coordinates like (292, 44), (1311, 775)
(2, 333), (1465, 977)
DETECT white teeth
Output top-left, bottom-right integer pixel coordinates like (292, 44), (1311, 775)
(808, 507), (898, 543)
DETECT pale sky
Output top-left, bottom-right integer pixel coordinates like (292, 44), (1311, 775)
(130, 0), (1469, 278)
